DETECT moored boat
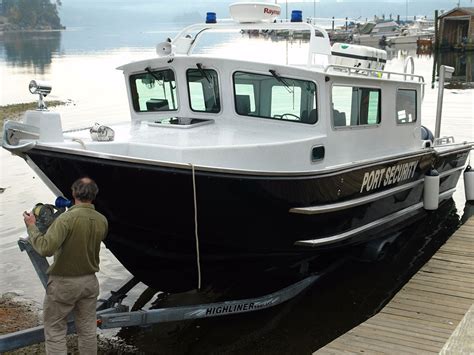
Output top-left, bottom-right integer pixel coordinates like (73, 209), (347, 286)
(3, 2), (472, 293)
(353, 21), (401, 45)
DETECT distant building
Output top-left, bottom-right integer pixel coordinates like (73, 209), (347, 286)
(438, 7), (474, 50)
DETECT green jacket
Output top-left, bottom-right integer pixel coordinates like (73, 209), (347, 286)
(27, 203), (108, 276)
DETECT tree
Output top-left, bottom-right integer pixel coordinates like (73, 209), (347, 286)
(4, 0), (63, 29)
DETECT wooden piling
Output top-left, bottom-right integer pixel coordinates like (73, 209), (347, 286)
(434, 10), (440, 50)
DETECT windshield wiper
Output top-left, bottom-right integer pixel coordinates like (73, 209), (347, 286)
(145, 67), (163, 84)
(196, 63), (211, 84)
(269, 69), (293, 93)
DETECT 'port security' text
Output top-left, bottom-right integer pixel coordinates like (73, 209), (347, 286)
(360, 161), (418, 193)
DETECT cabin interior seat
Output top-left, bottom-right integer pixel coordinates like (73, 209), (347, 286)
(146, 99), (170, 111)
(236, 95), (251, 115)
(333, 109), (346, 127)
(301, 109), (318, 124)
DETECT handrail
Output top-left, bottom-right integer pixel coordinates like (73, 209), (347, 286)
(433, 136), (456, 146)
(170, 21), (331, 67)
(435, 65), (455, 139)
(324, 64), (425, 83)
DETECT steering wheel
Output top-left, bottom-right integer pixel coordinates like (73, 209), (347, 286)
(279, 113), (300, 120)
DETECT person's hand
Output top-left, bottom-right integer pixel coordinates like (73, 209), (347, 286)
(23, 211), (36, 227)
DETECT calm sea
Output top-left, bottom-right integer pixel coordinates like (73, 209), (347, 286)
(0, 23), (473, 353)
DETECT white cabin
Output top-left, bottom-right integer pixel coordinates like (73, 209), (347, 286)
(111, 11), (424, 173)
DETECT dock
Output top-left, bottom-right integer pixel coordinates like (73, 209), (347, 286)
(315, 216), (474, 354)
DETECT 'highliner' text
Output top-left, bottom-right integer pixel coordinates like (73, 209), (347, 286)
(360, 160), (418, 193)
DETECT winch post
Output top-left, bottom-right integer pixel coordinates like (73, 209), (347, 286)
(17, 238), (136, 310)
(18, 239), (50, 289)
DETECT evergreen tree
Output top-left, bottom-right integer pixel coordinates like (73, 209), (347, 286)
(4, 0), (63, 29)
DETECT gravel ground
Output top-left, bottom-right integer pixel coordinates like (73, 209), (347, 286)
(0, 293), (137, 354)
(0, 293), (40, 334)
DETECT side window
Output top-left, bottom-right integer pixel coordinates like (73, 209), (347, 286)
(396, 89), (417, 124)
(332, 85), (381, 127)
(187, 68), (221, 113)
(233, 71), (318, 124)
(130, 69), (178, 112)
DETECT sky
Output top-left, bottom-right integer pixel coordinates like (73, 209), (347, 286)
(60, 0), (474, 26)
(59, 0), (472, 27)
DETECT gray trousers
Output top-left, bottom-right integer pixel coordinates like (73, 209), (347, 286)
(43, 274), (99, 354)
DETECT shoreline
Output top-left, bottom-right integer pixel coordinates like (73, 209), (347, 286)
(0, 13), (65, 33)
(0, 28), (66, 34)
(0, 101), (66, 125)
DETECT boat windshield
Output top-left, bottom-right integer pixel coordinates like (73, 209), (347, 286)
(129, 69), (178, 113)
(187, 68), (221, 113)
(233, 71), (318, 124)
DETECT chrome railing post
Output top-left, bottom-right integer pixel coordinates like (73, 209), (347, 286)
(435, 65), (454, 139)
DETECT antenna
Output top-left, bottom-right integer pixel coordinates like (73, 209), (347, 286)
(406, 0), (408, 21)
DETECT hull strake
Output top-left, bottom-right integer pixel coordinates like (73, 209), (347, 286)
(24, 147), (469, 292)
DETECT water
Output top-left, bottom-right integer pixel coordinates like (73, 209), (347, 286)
(0, 24), (473, 353)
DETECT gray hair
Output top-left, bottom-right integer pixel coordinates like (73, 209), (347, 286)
(71, 177), (99, 202)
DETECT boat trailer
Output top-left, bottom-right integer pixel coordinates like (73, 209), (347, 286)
(0, 239), (320, 353)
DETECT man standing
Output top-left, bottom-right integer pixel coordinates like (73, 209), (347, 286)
(23, 177), (108, 354)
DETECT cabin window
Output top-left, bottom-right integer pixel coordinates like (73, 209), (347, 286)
(331, 86), (381, 127)
(396, 89), (417, 124)
(130, 69), (178, 112)
(233, 71), (318, 124)
(187, 68), (221, 113)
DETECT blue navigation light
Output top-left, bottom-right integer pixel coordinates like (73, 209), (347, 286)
(206, 12), (217, 24)
(291, 10), (302, 22)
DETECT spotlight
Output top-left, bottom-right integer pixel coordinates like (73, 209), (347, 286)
(29, 80), (52, 110)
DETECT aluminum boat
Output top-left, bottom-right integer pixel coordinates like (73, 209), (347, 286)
(3, 2), (472, 293)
